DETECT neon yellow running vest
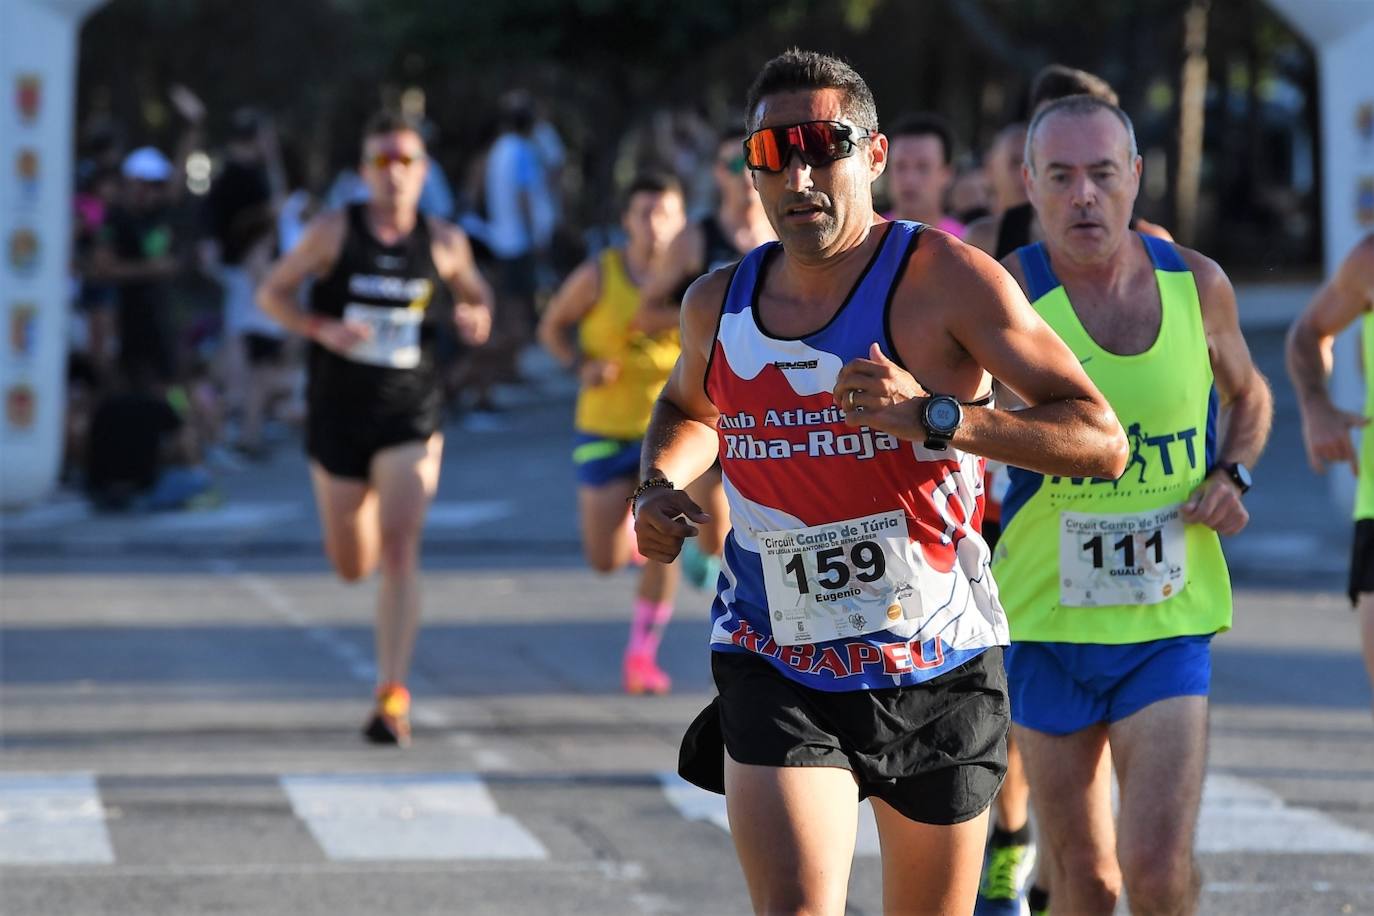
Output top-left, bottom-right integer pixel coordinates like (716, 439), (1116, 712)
(1359, 314), (1374, 520)
(993, 235), (1232, 644)
(573, 248), (681, 440)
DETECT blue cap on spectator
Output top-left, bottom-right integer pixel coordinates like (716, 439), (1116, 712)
(122, 146), (173, 182)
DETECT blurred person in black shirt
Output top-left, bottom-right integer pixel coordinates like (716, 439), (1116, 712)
(90, 147), (181, 385)
(85, 363), (212, 512)
(202, 108), (284, 430)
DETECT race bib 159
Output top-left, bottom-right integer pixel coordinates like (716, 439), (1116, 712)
(759, 509), (923, 646)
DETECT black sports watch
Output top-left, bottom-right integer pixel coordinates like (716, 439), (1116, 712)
(1219, 462), (1252, 495)
(922, 395), (963, 451)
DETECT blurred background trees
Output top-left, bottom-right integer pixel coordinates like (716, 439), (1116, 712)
(77, 0), (1320, 274)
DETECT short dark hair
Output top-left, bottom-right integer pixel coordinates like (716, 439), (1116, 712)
(745, 49), (878, 133)
(1025, 94), (1138, 173)
(621, 172), (683, 212)
(1029, 65), (1119, 111)
(361, 110), (426, 149)
(887, 112), (956, 164)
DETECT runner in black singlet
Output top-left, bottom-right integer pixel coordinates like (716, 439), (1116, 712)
(257, 111), (493, 747)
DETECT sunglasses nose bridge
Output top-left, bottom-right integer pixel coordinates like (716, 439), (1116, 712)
(782, 148), (815, 188)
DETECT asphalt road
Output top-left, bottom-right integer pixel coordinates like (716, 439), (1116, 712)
(2, 330), (1371, 915)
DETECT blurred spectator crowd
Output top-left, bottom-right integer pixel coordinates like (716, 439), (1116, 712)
(65, 84), (1008, 513)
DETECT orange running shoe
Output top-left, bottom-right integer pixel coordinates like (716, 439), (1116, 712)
(362, 683), (412, 747)
(622, 651), (672, 695)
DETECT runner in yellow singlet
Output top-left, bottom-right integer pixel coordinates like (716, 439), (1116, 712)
(538, 174), (722, 693)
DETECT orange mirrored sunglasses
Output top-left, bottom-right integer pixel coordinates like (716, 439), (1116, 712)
(743, 120), (874, 173)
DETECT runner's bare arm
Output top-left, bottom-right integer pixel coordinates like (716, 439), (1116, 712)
(1286, 234), (1374, 473)
(946, 248), (1126, 478)
(846, 238), (1126, 479)
(1177, 248), (1273, 534)
(631, 223), (705, 334)
(633, 267), (729, 562)
(431, 219), (493, 346)
(536, 259), (600, 369)
(256, 211), (346, 339)
(1188, 250), (1273, 471)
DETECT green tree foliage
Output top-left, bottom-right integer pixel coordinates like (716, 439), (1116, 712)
(77, 0), (1319, 268)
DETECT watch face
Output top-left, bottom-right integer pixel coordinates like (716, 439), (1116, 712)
(928, 399), (960, 431)
(1233, 463), (1252, 489)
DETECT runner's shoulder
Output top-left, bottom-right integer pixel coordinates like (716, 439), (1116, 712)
(902, 226), (1020, 317)
(423, 214), (473, 250)
(680, 262), (737, 340)
(287, 209), (349, 272)
(1343, 232), (1374, 284)
(1172, 245), (1235, 312)
(560, 256), (603, 302)
(302, 208), (349, 247)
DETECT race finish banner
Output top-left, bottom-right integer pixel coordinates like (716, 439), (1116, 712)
(0, 0), (106, 507)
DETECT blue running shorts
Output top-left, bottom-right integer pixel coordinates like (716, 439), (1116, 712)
(1004, 635), (1213, 735)
(573, 433), (642, 487)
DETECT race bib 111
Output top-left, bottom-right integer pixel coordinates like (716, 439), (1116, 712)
(1059, 505), (1187, 607)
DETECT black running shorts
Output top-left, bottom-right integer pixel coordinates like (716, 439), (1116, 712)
(679, 647), (1009, 826)
(1351, 519), (1374, 606)
(306, 408), (438, 481)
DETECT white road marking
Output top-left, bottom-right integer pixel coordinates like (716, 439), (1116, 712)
(424, 500), (512, 529)
(0, 860), (619, 878)
(143, 502), (300, 531)
(447, 731), (512, 769)
(216, 562), (522, 769)
(1197, 773), (1374, 854)
(0, 774), (114, 865)
(662, 770), (1374, 859)
(280, 773), (546, 861)
(233, 572), (378, 684)
(657, 773), (882, 856)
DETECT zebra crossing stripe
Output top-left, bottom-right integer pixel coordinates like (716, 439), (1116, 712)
(1197, 773), (1374, 854)
(662, 771), (1374, 857)
(657, 773), (882, 856)
(279, 773), (547, 861)
(0, 773), (114, 865)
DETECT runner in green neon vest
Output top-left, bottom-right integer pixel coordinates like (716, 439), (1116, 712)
(994, 95), (1274, 915)
(1287, 233), (1374, 715)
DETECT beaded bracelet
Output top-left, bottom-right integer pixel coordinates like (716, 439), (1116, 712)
(628, 477), (675, 518)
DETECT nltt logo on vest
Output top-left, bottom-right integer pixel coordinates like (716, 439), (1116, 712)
(1052, 421), (1201, 494)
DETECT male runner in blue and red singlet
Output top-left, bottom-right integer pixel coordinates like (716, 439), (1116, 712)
(633, 50), (1127, 914)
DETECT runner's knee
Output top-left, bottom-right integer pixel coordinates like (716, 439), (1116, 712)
(377, 524), (421, 576)
(1120, 850), (1198, 914)
(1056, 844), (1122, 906)
(583, 547), (622, 574)
(329, 548), (374, 583)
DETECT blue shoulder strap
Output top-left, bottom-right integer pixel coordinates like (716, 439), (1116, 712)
(1141, 233), (1187, 272)
(1016, 242), (1060, 301)
(721, 241), (777, 315)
